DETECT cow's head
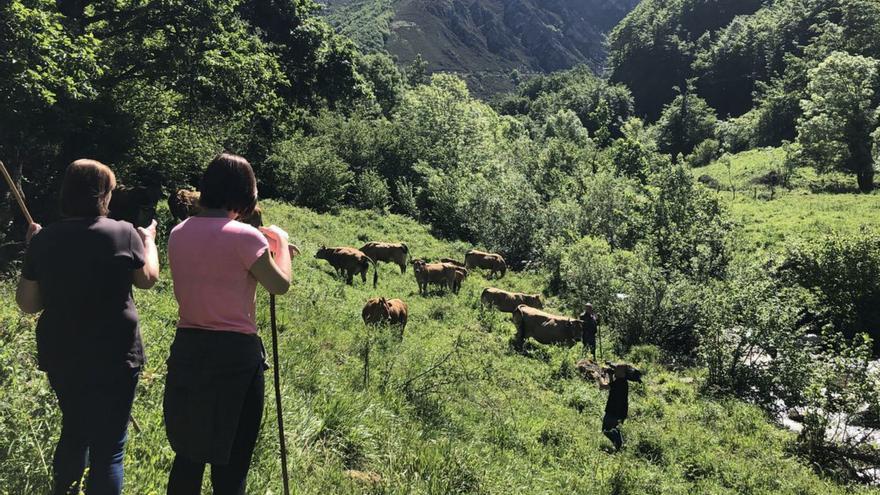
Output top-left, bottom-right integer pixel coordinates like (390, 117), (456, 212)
(411, 259), (427, 273)
(315, 245), (330, 260)
(526, 294), (543, 309)
(380, 298), (393, 321)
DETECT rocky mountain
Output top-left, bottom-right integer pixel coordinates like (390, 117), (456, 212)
(320, 0), (641, 95)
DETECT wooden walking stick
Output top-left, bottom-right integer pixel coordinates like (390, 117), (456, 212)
(269, 293), (291, 495)
(0, 160), (34, 225)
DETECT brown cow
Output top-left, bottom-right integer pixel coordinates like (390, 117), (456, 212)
(481, 288), (543, 313)
(440, 258), (466, 269)
(168, 189), (263, 228)
(109, 184), (162, 227)
(360, 242), (409, 273)
(315, 246), (378, 288)
(168, 189), (201, 221)
(465, 250), (507, 279)
(446, 264), (469, 294)
(412, 260), (457, 295)
(362, 297), (408, 332)
(512, 305), (584, 349)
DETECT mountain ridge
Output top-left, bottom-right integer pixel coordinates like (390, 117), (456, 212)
(320, 0), (640, 95)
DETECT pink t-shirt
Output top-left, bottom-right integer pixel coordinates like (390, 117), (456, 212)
(168, 217), (269, 335)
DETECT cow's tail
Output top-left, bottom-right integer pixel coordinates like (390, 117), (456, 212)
(512, 306), (525, 350)
(401, 243), (409, 273)
(369, 256), (379, 288)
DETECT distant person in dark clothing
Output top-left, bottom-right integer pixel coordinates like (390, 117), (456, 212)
(580, 303), (598, 355)
(164, 154), (291, 495)
(601, 362), (642, 451)
(16, 159), (160, 495)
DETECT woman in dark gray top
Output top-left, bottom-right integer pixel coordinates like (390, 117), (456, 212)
(16, 159), (160, 495)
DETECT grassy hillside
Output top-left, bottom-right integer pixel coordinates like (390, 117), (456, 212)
(694, 148), (880, 254)
(0, 202), (872, 494)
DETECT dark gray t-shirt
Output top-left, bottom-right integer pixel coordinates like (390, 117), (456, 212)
(22, 217), (146, 376)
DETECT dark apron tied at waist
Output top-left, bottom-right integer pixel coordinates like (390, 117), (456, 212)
(163, 328), (267, 465)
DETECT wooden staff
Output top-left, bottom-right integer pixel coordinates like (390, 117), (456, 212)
(269, 294), (291, 495)
(0, 159), (34, 225)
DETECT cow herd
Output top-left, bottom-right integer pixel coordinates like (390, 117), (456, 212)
(109, 187), (592, 351)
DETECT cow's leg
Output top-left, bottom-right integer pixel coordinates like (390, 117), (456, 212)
(346, 270), (354, 285)
(361, 267), (367, 284)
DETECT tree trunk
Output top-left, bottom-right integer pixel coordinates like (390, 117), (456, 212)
(857, 168), (874, 193)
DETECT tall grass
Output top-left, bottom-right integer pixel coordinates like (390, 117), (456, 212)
(694, 148), (880, 254)
(0, 203), (870, 494)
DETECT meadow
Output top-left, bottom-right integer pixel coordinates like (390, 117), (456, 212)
(0, 202), (873, 494)
(694, 148), (880, 254)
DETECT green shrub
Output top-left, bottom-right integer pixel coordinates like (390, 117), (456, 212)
(351, 170), (390, 212)
(685, 138), (721, 168)
(266, 136), (354, 212)
(780, 231), (880, 352)
(699, 262), (811, 408)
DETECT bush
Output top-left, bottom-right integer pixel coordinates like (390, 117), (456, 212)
(797, 332), (880, 483)
(351, 170), (390, 211)
(266, 136), (354, 212)
(780, 231), (880, 353)
(699, 262), (812, 408)
(715, 114), (755, 154)
(685, 138), (721, 168)
(393, 177), (420, 219)
(642, 164), (732, 280)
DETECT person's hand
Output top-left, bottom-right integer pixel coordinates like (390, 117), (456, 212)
(259, 225), (289, 256)
(137, 219), (157, 244)
(26, 222), (42, 245)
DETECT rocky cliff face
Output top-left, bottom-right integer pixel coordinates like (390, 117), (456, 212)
(321, 0), (640, 94)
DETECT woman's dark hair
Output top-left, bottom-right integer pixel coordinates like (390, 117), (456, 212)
(199, 153), (257, 216)
(60, 159), (117, 217)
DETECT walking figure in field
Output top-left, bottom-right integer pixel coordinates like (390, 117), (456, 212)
(580, 303), (599, 356)
(601, 362), (642, 452)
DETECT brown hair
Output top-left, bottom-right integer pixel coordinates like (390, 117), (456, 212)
(199, 153), (257, 217)
(60, 159), (117, 217)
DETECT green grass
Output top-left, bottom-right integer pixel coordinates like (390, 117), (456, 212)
(0, 202), (873, 494)
(694, 148), (880, 254)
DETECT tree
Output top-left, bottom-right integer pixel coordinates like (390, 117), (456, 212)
(405, 54), (429, 87)
(794, 51), (879, 192)
(655, 83), (718, 159)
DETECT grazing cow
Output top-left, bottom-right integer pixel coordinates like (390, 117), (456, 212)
(360, 242), (409, 273)
(109, 184), (162, 227)
(445, 264), (469, 294)
(464, 249), (507, 279)
(412, 259), (457, 295)
(362, 297), (408, 331)
(440, 258), (466, 269)
(168, 189), (263, 228)
(512, 305), (584, 349)
(315, 246), (378, 288)
(168, 189), (201, 221)
(481, 288), (543, 313)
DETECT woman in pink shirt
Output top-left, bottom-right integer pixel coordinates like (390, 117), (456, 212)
(163, 153), (291, 495)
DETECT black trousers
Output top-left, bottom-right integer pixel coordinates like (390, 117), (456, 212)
(166, 369), (264, 495)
